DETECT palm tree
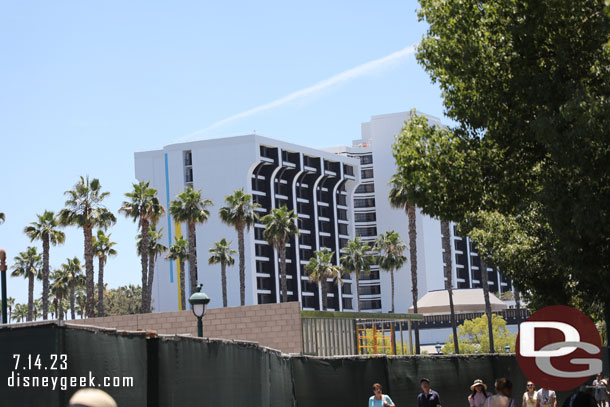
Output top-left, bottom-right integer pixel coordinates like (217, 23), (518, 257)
(389, 173), (421, 353)
(120, 181), (164, 313)
(75, 288), (87, 318)
(339, 237), (373, 312)
(92, 230), (117, 316)
(59, 176), (116, 317)
(169, 186), (213, 296)
(12, 303), (28, 323)
(33, 298), (43, 320)
(261, 206), (299, 303)
(374, 231), (407, 313)
(305, 249), (343, 310)
(208, 238), (236, 307)
(219, 189), (260, 306)
(440, 220), (460, 354)
(24, 210), (66, 320)
(60, 257), (84, 320)
(479, 257), (495, 353)
(137, 226), (167, 312)
(166, 236), (189, 310)
(50, 268), (70, 322)
(11, 247), (42, 321)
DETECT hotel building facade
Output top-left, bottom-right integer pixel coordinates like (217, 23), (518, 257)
(134, 111), (512, 314)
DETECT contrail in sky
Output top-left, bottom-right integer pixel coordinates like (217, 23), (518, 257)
(179, 44), (417, 142)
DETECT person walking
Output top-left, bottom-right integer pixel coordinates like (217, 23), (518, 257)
(469, 379), (489, 407)
(523, 381), (538, 407)
(418, 378), (441, 407)
(593, 374), (609, 407)
(537, 387), (557, 407)
(487, 378), (514, 407)
(369, 383), (395, 407)
(68, 388), (117, 407)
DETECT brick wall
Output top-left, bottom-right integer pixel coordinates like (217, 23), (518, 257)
(66, 301), (303, 354)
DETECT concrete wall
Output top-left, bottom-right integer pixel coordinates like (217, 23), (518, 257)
(66, 301), (303, 354)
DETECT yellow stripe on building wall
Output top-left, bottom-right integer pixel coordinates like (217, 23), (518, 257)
(175, 222), (183, 310)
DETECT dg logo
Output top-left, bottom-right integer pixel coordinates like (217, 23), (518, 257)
(516, 305), (602, 391)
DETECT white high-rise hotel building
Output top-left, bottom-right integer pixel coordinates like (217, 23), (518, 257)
(135, 111), (512, 313)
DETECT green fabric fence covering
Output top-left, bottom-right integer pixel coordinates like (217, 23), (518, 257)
(0, 324), (606, 406)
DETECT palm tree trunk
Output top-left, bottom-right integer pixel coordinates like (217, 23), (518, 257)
(97, 257), (104, 317)
(147, 253), (156, 313)
(27, 274), (34, 322)
(188, 222), (198, 296)
(480, 257), (495, 353)
(280, 241), (288, 302)
(70, 282), (76, 320)
(407, 204), (420, 354)
(355, 265), (361, 312)
(238, 227), (245, 306)
(441, 220), (459, 354)
(321, 276), (328, 311)
(390, 268), (395, 313)
(58, 296), (64, 322)
(179, 259), (186, 310)
(84, 224), (95, 318)
(140, 218), (150, 312)
(42, 236), (50, 320)
(221, 262), (227, 307)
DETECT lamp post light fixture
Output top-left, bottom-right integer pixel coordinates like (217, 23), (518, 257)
(188, 284), (210, 338)
(504, 345), (511, 354)
(435, 343), (442, 354)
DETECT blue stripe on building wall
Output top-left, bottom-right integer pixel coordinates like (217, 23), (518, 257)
(164, 153), (174, 283)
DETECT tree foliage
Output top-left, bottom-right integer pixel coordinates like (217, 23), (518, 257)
(393, 0), (610, 325)
(442, 314), (516, 354)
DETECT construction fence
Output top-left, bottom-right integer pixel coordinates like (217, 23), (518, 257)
(2, 322), (603, 407)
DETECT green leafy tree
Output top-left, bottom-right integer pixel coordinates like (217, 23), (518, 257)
(59, 176), (116, 317)
(166, 236), (189, 310)
(219, 189), (260, 306)
(92, 230), (117, 317)
(169, 187), (213, 297)
(11, 247), (42, 321)
(305, 249), (343, 311)
(261, 206), (299, 303)
(120, 181), (164, 313)
(389, 175), (421, 353)
(442, 314), (516, 354)
(405, 0), (610, 348)
(374, 231), (406, 314)
(24, 210), (65, 320)
(339, 237), (373, 312)
(104, 285), (142, 316)
(208, 238), (236, 307)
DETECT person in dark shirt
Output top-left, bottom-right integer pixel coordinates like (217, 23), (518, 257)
(418, 378), (441, 407)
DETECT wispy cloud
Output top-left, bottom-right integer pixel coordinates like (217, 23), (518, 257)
(179, 44), (417, 142)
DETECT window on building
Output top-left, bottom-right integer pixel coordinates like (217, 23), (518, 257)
(302, 296), (318, 309)
(338, 223), (348, 236)
(184, 167), (193, 183)
(257, 293), (274, 304)
(183, 150), (192, 166)
(360, 299), (381, 310)
(354, 212), (376, 223)
(355, 183), (375, 194)
(359, 285), (381, 296)
(354, 198), (376, 208)
(356, 226), (377, 237)
(337, 209), (348, 221)
(342, 298), (353, 310)
(359, 155), (373, 165)
(361, 168), (374, 179)
(344, 165), (354, 176)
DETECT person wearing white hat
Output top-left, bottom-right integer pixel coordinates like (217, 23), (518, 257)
(68, 388), (117, 407)
(469, 379), (489, 407)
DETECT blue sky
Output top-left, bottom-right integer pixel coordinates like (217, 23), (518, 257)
(0, 1), (445, 306)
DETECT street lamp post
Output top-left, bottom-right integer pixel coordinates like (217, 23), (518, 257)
(0, 249), (7, 324)
(435, 343), (442, 354)
(504, 345), (511, 354)
(188, 284), (210, 338)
